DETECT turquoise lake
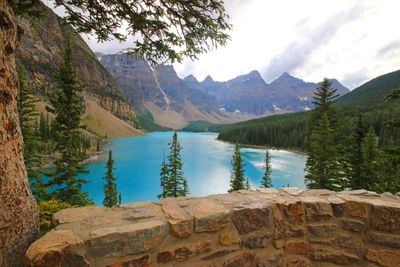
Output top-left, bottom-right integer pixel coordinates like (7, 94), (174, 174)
(81, 132), (306, 205)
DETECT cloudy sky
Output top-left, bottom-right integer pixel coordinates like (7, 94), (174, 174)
(81, 0), (400, 89)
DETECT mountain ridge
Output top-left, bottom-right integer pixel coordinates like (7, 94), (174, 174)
(16, 2), (142, 137)
(214, 67), (400, 149)
(100, 52), (349, 128)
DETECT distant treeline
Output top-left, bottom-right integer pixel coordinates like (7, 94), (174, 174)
(217, 103), (400, 151)
(217, 69), (400, 151)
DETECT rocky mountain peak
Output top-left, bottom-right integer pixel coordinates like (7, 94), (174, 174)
(326, 79), (349, 97)
(274, 72), (304, 83)
(228, 70), (265, 85)
(100, 50), (349, 124)
(155, 64), (179, 80)
(247, 70), (263, 80)
(280, 72), (292, 78)
(202, 75), (215, 84)
(183, 74), (198, 83)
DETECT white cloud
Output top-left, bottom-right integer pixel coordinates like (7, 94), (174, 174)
(76, 0), (400, 89)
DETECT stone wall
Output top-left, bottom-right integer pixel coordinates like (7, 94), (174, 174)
(25, 189), (400, 267)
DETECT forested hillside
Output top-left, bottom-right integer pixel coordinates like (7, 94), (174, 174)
(16, 2), (144, 135)
(217, 69), (400, 150)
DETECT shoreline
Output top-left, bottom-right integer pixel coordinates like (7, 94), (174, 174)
(215, 138), (308, 155)
(82, 151), (105, 164)
(95, 131), (308, 157)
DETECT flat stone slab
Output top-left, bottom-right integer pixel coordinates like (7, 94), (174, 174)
(371, 204), (400, 233)
(88, 220), (168, 257)
(25, 230), (88, 267)
(232, 203), (272, 234)
(366, 249), (400, 267)
(280, 187), (304, 196)
(52, 206), (111, 226)
(301, 196), (333, 221)
(191, 199), (229, 232)
(120, 202), (163, 221)
(161, 198), (193, 238)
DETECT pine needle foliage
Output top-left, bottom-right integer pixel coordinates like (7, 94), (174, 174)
(261, 149), (272, 188)
(246, 178), (251, 190)
(48, 36), (91, 206)
(229, 143), (246, 192)
(346, 111), (367, 189)
(380, 88), (400, 193)
(50, 0), (231, 65)
(361, 128), (381, 191)
(168, 132), (188, 197)
(17, 66), (48, 201)
(305, 78), (342, 191)
(103, 150), (118, 207)
(158, 155), (170, 199)
(385, 88), (400, 128)
(305, 113), (342, 190)
(159, 132), (189, 198)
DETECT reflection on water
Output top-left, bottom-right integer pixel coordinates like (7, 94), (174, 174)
(80, 132), (306, 205)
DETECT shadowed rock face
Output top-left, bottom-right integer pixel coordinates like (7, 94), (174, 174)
(101, 53), (167, 111)
(25, 189), (400, 267)
(101, 53), (349, 119)
(16, 2), (137, 124)
(101, 53), (220, 116)
(202, 71), (350, 114)
(0, 2), (39, 267)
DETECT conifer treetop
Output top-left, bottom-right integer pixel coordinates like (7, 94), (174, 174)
(51, 0), (231, 65)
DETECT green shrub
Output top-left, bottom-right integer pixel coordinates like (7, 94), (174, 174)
(38, 199), (75, 236)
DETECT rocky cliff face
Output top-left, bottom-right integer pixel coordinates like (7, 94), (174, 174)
(203, 71), (349, 114)
(267, 72), (349, 112)
(100, 53), (349, 127)
(100, 53), (167, 111)
(0, 2), (39, 266)
(182, 74), (219, 114)
(16, 2), (138, 129)
(25, 189), (400, 267)
(210, 70), (275, 114)
(101, 53), (221, 128)
(100, 53), (220, 114)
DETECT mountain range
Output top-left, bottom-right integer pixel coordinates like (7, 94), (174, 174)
(100, 53), (349, 128)
(17, 2), (349, 132)
(215, 68), (400, 149)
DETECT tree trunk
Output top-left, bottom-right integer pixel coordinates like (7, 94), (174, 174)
(0, 1), (39, 266)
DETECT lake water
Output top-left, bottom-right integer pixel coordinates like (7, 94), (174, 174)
(81, 132), (306, 205)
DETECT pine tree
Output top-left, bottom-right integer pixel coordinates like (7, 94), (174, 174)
(17, 66), (40, 170)
(96, 138), (101, 152)
(261, 149), (272, 188)
(380, 88), (400, 193)
(305, 78), (343, 191)
(17, 66), (48, 201)
(103, 150), (118, 207)
(48, 36), (91, 206)
(118, 193), (122, 207)
(310, 78), (340, 128)
(361, 128), (381, 191)
(39, 112), (47, 142)
(166, 132), (188, 197)
(347, 112), (366, 189)
(385, 88), (400, 128)
(229, 143), (246, 192)
(246, 178), (251, 190)
(158, 154), (170, 199)
(305, 113), (342, 191)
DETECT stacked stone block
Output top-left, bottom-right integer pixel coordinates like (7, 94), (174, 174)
(25, 189), (400, 266)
